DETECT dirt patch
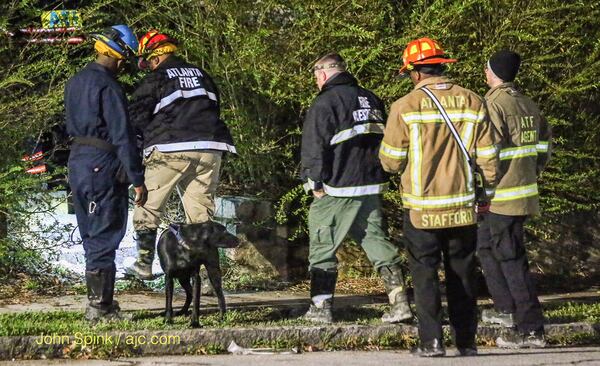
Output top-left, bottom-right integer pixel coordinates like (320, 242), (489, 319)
(0, 273), (75, 306)
(289, 277), (385, 296)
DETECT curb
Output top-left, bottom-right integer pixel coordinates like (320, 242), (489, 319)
(1, 322), (598, 360)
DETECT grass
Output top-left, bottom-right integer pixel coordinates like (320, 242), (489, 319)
(543, 301), (600, 323)
(1, 302), (599, 359)
(1, 302), (599, 337)
(0, 306), (391, 337)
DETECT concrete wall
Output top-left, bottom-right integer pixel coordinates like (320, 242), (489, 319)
(30, 192), (309, 281)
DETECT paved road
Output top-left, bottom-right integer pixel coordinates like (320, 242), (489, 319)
(3, 347), (600, 365)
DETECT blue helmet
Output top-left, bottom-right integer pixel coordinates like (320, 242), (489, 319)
(93, 25), (138, 58)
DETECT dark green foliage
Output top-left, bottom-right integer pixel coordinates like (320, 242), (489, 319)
(0, 1), (598, 280)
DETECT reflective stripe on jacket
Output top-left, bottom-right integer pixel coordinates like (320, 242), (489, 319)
(485, 82), (552, 216)
(379, 76), (500, 215)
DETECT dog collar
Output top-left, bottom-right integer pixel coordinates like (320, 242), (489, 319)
(168, 223), (191, 250)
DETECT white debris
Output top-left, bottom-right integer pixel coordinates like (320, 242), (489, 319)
(227, 340), (299, 355)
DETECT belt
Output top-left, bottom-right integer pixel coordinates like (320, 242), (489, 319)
(72, 136), (117, 153)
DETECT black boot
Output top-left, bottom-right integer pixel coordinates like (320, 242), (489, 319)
(378, 264), (412, 323)
(302, 268), (337, 324)
(85, 267), (128, 322)
(125, 230), (157, 280)
(412, 338), (446, 357)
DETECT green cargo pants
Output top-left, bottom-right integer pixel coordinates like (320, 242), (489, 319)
(308, 194), (401, 271)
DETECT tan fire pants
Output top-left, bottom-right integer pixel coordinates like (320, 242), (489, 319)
(133, 150), (222, 230)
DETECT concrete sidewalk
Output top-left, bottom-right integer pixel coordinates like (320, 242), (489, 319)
(1, 289), (598, 314)
(3, 347), (600, 366)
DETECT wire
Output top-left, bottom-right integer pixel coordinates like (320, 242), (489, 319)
(69, 223), (82, 246)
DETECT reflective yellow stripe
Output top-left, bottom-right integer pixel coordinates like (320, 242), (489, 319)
(379, 141), (407, 160)
(402, 111), (483, 125)
(402, 109), (481, 118)
(402, 109), (483, 117)
(476, 109), (486, 123)
(461, 122), (475, 148)
(402, 192), (475, 209)
(492, 183), (538, 202)
(499, 145), (538, 160)
(536, 141), (549, 153)
(461, 122), (475, 192)
(476, 145), (497, 158)
(410, 124), (422, 196)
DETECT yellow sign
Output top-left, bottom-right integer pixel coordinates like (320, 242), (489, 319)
(41, 10), (81, 29)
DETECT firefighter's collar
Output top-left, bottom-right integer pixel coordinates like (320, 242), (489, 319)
(319, 71), (358, 93)
(485, 82), (516, 98)
(89, 62), (117, 77)
(155, 54), (181, 71)
(413, 76), (453, 91)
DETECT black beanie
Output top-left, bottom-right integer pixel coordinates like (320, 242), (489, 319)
(488, 50), (521, 82)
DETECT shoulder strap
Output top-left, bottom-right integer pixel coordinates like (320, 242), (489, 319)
(420, 86), (473, 166)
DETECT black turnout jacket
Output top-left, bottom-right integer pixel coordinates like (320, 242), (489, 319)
(129, 56), (235, 156)
(301, 72), (389, 197)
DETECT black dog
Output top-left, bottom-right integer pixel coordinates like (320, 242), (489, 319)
(157, 221), (239, 327)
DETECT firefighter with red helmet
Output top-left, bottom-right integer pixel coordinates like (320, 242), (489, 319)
(379, 37), (500, 356)
(125, 29), (236, 280)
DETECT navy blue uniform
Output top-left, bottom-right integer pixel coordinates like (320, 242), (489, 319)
(65, 63), (144, 271)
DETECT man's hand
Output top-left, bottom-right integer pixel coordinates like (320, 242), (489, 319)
(313, 189), (326, 199)
(134, 184), (148, 207)
(476, 201), (490, 214)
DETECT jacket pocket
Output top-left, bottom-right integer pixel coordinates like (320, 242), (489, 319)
(308, 195), (336, 245)
(316, 225), (335, 245)
(88, 156), (118, 202)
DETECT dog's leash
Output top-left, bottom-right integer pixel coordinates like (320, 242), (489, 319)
(127, 196), (191, 250)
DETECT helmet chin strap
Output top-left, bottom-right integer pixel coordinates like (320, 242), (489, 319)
(137, 57), (150, 71)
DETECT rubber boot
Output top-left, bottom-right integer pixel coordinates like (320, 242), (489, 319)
(125, 230), (157, 280)
(302, 268), (337, 324)
(85, 267), (129, 322)
(378, 264), (412, 323)
(411, 338), (446, 357)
